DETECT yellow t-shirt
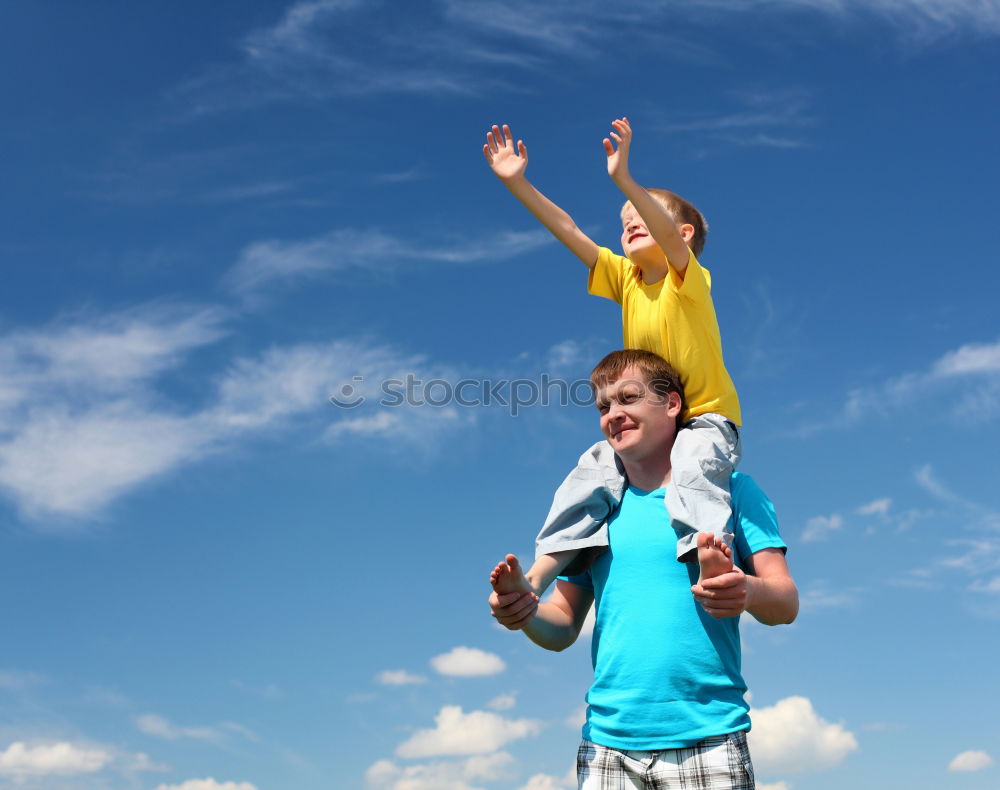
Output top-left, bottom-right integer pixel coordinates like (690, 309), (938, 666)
(588, 246), (741, 425)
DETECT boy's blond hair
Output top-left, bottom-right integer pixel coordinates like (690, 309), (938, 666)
(624, 189), (709, 258)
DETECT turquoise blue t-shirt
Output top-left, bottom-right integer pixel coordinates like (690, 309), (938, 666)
(562, 472), (786, 750)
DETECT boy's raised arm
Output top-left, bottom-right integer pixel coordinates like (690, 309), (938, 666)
(604, 117), (692, 275)
(484, 123), (600, 269)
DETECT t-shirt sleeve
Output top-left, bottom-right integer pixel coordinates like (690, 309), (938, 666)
(668, 249), (712, 304)
(588, 247), (628, 305)
(731, 473), (787, 569)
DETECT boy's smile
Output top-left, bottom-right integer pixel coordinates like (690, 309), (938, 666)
(620, 203), (656, 258)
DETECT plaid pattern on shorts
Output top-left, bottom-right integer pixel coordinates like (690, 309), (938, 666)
(577, 732), (755, 790)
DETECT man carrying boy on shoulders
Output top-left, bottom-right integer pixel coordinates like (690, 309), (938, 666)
(489, 349), (798, 790)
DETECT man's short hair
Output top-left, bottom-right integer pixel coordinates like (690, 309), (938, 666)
(590, 349), (687, 426)
(629, 189), (708, 258)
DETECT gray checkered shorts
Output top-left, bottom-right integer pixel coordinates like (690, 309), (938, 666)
(577, 731), (754, 789)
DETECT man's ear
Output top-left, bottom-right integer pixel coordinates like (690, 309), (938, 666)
(678, 223), (696, 246)
(667, 390), (683, 416)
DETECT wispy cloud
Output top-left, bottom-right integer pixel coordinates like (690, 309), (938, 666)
(80, 144), (313, 205)
(135, 714), (256, 745)
(894, 466), (1000, 601)
(673, 0), (1000, 41)
(169, 0), (1000, 119)
(800, 582), (861, 609)
(0, 304), (472, 523)
(0, 299), (596, 524)
(856, 498), (891, 517)
(657, 89), (817, 149)
(793, 337), (1000, 436)
(376, 670), (428, 686)
(223, 227), (553, 296)
(915, 465), (1000, 530)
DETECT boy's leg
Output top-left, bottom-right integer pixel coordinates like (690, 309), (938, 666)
(666, 415), (741, 568)
(533, 440), (626, 573)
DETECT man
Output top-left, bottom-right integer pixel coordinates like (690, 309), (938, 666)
(489, 349), (798, 790)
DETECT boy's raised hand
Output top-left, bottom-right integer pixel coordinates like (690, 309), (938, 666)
(603, 117), (632, 183)
(484, 124), (528, 182)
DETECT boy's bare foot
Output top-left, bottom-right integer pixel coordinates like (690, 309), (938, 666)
(490, 554), (534, 596)
(696, 533), (734, 584)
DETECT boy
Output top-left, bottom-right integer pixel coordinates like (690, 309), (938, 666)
(483, 117), (741, 595)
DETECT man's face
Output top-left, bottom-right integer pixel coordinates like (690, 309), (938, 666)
(595, 366), (682, 461)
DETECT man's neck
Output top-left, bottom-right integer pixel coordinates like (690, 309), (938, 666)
(621, 454), (672, 493)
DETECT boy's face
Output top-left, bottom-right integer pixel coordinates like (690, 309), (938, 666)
(620, 201), (696, 262)
(594, 366), (681, 462)
(619, 202), (660, 261)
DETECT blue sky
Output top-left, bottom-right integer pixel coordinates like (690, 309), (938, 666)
(2, 1), (999, 788)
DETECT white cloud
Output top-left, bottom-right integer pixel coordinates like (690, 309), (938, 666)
(153, 780), (259, 790)
(948, 750), (993, 771)
(487, 693), (517, 711)
(0, 304), (226, 400)
(517, 774), (567, 790)
(464, 752), (516, 779)
(224, 227), (552, 295)
(932, 339), (1000, 376)
(748, 696), (858, 774)
(0, 741), (112, 777)
(0, 303), (466, 523)
(802, 514), (842, 542)
(377, 670), (428, 686)
(0, 404), (210, 520)
(395, 706), (542, 758)
(430, 647), (507, 677)
(366, 753), (515, 790)
(856, 498), (891, 517)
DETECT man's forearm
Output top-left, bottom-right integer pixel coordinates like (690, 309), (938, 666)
(522, 602), (581, 652)
(745, 575), (799, 625)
